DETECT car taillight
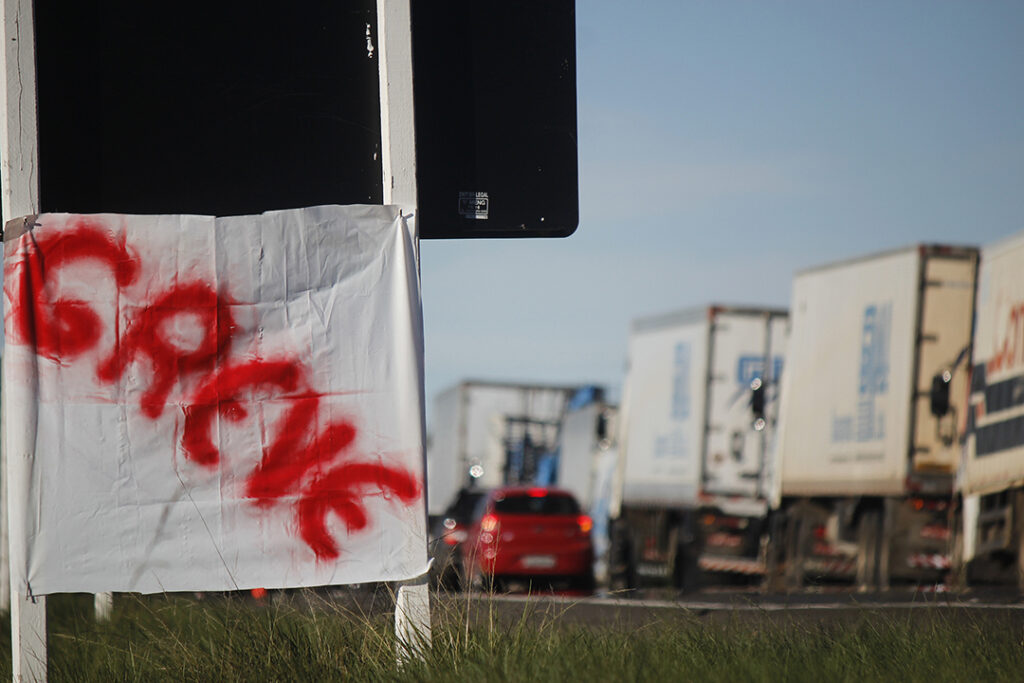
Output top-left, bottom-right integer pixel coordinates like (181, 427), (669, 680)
(480, 514), (499, 533)
(577, 515), (593, 534)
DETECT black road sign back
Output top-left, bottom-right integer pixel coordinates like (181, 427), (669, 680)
(412, 0), (578, 239)
(35, 1), (382, 217)
(32, 1), (577, 238)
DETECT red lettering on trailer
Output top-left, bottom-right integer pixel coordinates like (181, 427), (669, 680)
(990, 301), (1024, 373)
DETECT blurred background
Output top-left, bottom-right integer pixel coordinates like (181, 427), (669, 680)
(420, 0), (1024, 407)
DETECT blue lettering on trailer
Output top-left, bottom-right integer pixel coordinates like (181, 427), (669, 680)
(832, 303), (892, 443)
(654, 430), (688, 459)
(672, 342), (691, 420)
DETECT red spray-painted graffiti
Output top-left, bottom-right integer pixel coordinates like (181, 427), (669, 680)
(989, 301), (1024, 374)
(5, 219), (421, 561)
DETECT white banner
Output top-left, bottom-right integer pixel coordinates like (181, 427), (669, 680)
(3, 205), (428, 594)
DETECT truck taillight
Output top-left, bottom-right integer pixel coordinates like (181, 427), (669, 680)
(481, 514), (499, 533)
(577, 515), (593, 534)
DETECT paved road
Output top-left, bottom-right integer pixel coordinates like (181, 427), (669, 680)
(430, 587), (1024, 628)
(318, 582), (1024, 629)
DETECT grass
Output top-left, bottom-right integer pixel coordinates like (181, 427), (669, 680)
(0, 589), (1020, 681)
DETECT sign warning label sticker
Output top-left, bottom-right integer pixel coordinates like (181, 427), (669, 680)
(458, 192), (489, 219)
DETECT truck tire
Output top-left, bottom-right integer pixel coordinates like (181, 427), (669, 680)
(1014, 489), (1024, 594)
(856, 508), (881, 592)
(673, 523), (701, 594)
(761, 513), (786, 594)
(608, 520), (637, 593)
(947, 505), (966, 591)
(783, 508), (810, 591)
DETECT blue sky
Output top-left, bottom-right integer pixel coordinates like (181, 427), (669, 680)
(419, 1), (1024, 410)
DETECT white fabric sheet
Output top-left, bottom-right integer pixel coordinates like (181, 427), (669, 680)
(3, 205), (427, 594)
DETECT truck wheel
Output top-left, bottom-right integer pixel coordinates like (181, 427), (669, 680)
(762, 514), (786, 594)
(947, 507), (966, 592)
(856, 508), (881, 592)
(608, 521), (637, 592)
(1014, 489), (1024, 594)
(783, 510), (809, 591)
(673, 525), (701, 594)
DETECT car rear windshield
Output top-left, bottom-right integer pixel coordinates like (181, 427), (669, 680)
(493, 493), (579, 516)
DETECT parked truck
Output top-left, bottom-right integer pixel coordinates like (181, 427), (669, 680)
(555, 389), (617, 510)
(610, 305), (788, 590)
(958, 230), (1024, 588)
(555, 390), (619, 583)
(426, 380), (582, 521)
(426, 380), (586, 588)
(771, 245), (978, 590)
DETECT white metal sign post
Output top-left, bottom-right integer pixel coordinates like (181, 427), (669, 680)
(0, 2), (432, 680)
(376, 0), (432, 659)
(0, 0), (46, 679)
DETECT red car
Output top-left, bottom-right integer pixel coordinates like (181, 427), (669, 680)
(462, 486), (595, 592)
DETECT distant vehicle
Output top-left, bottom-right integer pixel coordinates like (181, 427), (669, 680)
(611, 305), (788, 591)
(959, 230), (1024, 588)
(428, 487), (488, 590)
(555, 392), (619, 584)
(426, 381), (582, 524)
(462, 486), (595, 593)
(772, 244), (977, 589)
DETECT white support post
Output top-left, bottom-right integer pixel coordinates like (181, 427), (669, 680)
(94, 593), (113, 622)
(0, 359), (8, 615)
(394, 573), (430, 660)
(1, 0), (47, 679)
(377, 0), (418, 212)
(10, 595), (45, 682)
(376, 0), (431, 661)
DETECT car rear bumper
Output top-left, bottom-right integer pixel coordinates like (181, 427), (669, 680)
(476, 545), (593, 577)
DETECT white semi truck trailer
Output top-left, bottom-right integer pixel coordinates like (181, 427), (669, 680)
(772, 245), (977, 590)
(426, 380), (581, 520)
(958, 230), (1024, 588)
(610, 305), (788, 590)
(555, 396), (619, 582)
